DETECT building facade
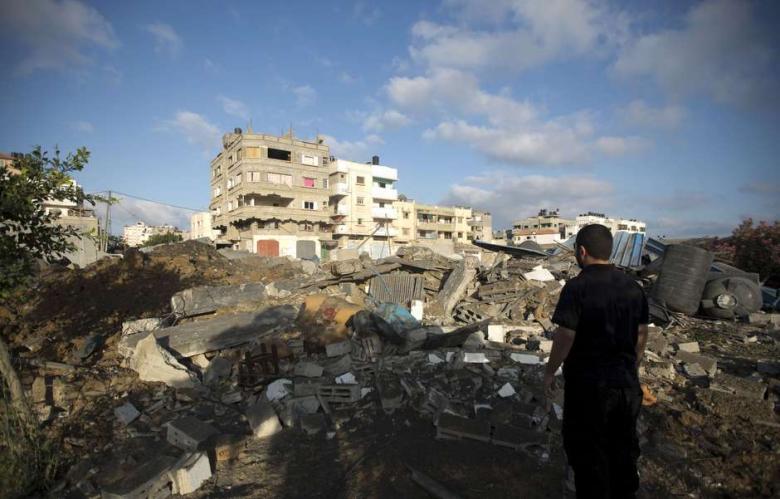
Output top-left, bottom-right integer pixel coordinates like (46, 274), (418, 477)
(328, 157), (399, 257)
(512, 209), (576, 246)
(209, 129), (332, 259)
(123, 222), (180, 247)
(390, 201), (492, 245)
(190, 212), (220, 241)
(575, 212), (646, 234)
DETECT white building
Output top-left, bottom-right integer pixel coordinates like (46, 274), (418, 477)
(123, 221), (180, 247)
(575, 212), (646, 234)
(190, 212), (220, 241)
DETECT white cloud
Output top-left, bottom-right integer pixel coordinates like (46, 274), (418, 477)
(292, 85), (317, 107)
(595, 136), (650, 156)
(71, 120), (94, 133)
(143, 22), (183, 57)
(613, 0), (776, 107)
(409, 0), (625, 74)
(363, 109), (412, 132)
(1, 0), (118, 74)
(339, 72), (357, 84)
(442, 171), (615, 227)
(618, 100), (685, 129)
(387, 68), (644, 166)
(158, 111), (220, 153)
(321, 134), (383, 161)
(217, 95), (250, 121)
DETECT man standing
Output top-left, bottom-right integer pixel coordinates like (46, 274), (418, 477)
(544, 224), (649, 498)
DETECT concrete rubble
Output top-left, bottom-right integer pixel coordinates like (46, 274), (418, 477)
(6, 240), (779, 497)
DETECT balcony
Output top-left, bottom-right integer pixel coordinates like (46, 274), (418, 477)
(418, 221), (454, 232)
(230, 205), (330, 222)
(371, 165), (398, 181)
(334, 224), (350, 235)
(371, 206), (397, 219)
(332, 204), (350, 217)
(332, 162), (350, 174)
(371, 186), (398, 200)
(373, 226), (398, 237)
(467, 219), (484, 226)
(330, 182), (349, 196)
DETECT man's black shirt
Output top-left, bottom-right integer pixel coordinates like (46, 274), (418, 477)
(552, 264), (649, 387)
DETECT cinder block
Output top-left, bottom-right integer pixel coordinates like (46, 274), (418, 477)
(169, 452), (211, 495)
(245, 399), (283, 439)
(676, 351), (717, 376)
(166, 416), (219, 451)
(114, 402), (140, 426)
(317, 384), (361, 403)
(294, 362), (324, 378)
(100, 455), (175, 499)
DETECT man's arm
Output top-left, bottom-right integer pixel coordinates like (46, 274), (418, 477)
(544, 326), (576, 399)
(635, 324), (648, 370)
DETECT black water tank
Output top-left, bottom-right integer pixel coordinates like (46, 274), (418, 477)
(234, 127), (242, 134)
(652, 245), (714, 315)
(372, 155), (380, 165)
(700, 276), (762, 319)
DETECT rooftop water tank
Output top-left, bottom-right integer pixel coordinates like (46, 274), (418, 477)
(651, 244), (714, 315)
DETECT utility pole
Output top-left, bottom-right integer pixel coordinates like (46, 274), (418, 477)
(103, 190), (112, 252)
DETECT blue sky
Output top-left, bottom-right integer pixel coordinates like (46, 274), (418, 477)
(1, 0), (778, 237)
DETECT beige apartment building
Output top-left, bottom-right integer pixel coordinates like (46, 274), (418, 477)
(512, 209), (576, 246)
(391, 201), (493, 244)
(210, 129), (333, 259)
(329, 157), (399, 258)
(575, 211), (646, 234)
(189, 212), (220, 241)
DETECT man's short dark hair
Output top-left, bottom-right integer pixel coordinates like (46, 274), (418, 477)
(576, 224), (613, 260)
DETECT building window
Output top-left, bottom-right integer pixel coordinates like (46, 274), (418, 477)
(301, 154), (318, 166)
(458, 232), (463, 238)
(247, 171), (261, 182)
(357, 218), (363, 225)
(378, 181), (386, 188)
(301, 222), (314, 232)
(458, 217), (463, 223)
(403, 211), (409, 219)
(322, 178), (328, 188)
(267, 173), (292, 186)
(303, 201), (315, 210)
(356, 197), (364, 206)
(268, 148), (291, 161)
(403, 228), (410, 235)
(303, 177), (315, 188)
(356, 176), (365, 185)
(234, 173), (242, 185)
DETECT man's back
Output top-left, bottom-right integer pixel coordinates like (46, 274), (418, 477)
(553, 264), (648, 387)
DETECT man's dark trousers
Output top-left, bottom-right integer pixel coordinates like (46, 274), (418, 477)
(563, 382), (643, 499)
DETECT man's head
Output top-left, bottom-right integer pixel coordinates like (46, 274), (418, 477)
(575, 224), (613, 268)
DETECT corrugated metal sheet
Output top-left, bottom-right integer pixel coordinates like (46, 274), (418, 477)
(609, 231), (645, 269)
(368, 271), (424, 304)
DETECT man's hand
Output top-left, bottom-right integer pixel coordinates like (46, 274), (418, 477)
(544, 373), (555, 402)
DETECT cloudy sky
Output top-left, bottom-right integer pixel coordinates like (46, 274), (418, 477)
(1, 0), (778, 236)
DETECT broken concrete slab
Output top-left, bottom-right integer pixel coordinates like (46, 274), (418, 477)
(166, 416), (219, 451)
(114, 402), (140, 426)
(683, 362), (709, 380)
(169, 452), (211, 495)
(430, 256), (479, 318)
(524, 265), (555, 282)
(675, 350), (718, 376)
(171, 282), (267, 317)
(126, 334), (200, 389)
(498, 383), (516, 398)
(203, 356), (232, 385)
(294, 362), (324, 378)
(510, 353), (545, 365)
(712, 373), (767, 400)
(436, 413), (491, 443)
(122, 317), (164, 336)
(120, 305), (298, 358)
(326, 340), (352, 357)
(677, 342), (700, 353)
(245, 399), (283, 439)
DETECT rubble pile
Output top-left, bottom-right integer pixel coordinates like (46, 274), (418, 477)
(2, 240), (779, 497)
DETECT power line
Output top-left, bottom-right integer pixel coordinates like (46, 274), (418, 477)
(88, 190), (206, 212)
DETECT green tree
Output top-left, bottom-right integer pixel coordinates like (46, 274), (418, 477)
(141, 231), (183, 247)
(0, 147), (96, 297)
(0, 147), (96, 495)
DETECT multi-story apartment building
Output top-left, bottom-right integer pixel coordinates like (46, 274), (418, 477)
(575, 212), (646, 234)
(512, 209), (576, 246)
(393, 201), (492, 244)
(189, 212), (220, 241)
(393, 199), (416, 244)
(328, 157), (399, 257)
(123, 222), (180, 247)
(468, 210), (493, 242)
(209, 129), (332, 258)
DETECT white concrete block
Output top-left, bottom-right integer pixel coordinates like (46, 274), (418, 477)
(487, 324), (506, 342)
(246, 399), (283, 439)
(114, 402), (140, 425)
(510, 353), (544, 365)
(170, 452), (211, 495)
(410, 300), (424, 321)
(677, 342), (700, 353)
(498, 383), (516, 398)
